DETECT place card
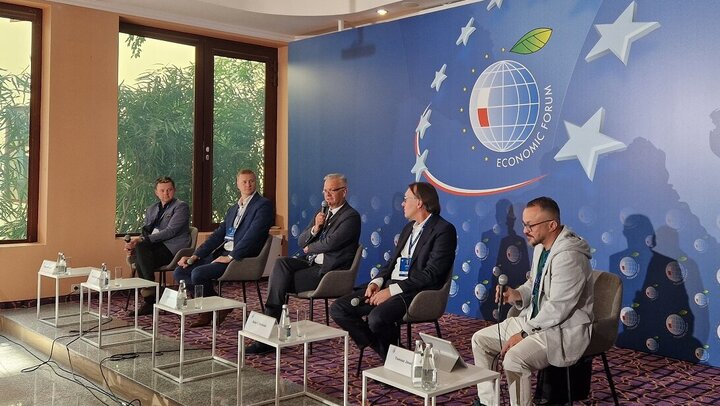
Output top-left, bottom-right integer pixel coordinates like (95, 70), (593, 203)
(245, 311), (276, 339)
(384, 344), (414, 377)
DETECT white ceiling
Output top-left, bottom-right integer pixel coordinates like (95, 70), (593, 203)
(50, 0), (479, 43)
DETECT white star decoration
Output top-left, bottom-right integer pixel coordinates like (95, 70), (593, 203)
(415, 106), (432, 139)
(431, 64), (447, 92)
(456, 17), (476, 46)
(585, 1), (660, 65)
(411, 149), (429, 182)
(487, 0), (504, 11)
(554, 108), (627, 181)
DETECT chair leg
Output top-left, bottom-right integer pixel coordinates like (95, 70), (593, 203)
(406, 323), (412, 348)
(324, 299), (330, 325)
(241, 282), (247, 304)
(601, 352), (620, 405)
(566, 366), (573, 405)
(434, 320), (442, 338)
(309, 298), (314, 322)
(356, 346), (365, 377)
(255, 281), (264, 312)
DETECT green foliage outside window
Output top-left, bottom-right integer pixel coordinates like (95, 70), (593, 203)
(0, 69), (30, 240)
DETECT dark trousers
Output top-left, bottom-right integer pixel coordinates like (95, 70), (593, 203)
(173, 255), (228, 297)
(134, 240), (173, 283)
(330, 287), (409, 360)
(265, 257), (323, 319)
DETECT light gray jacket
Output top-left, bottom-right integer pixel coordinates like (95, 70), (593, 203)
(515, 226), (594, 367)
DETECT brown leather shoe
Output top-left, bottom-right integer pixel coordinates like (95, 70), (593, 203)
(216, 309), (232, 326)
(189, 312), (212, 328)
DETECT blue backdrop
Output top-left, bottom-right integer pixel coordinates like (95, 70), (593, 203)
(288, 0), (720, 366)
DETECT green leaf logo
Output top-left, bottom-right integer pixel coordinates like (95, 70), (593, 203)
(510, 28), (553, 54)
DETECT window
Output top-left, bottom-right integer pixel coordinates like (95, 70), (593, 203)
(116, 24), (277, 233)
(0, 2), (41, 243)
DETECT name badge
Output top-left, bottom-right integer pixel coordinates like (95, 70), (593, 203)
(399, 257), (411, 277)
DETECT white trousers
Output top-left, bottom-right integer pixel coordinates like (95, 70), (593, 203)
(471, 316), (550, 406)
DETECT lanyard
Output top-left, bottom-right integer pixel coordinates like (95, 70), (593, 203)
(405, 226), (423, 257)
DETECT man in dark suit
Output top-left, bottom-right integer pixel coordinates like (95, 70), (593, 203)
(125, 176), (191, 316)
(331, 182), (457, 360)
(246, 173), (361, 354)
(175, 169), (273, 327)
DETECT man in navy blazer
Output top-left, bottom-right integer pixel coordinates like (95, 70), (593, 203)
(124, 176), (191, 316)
(175, 169), (273, 327)
(246, 173), (361, 354)
(331, 182), (457, 360)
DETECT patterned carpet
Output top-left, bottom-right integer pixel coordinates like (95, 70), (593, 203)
(10, 280), (720, 405)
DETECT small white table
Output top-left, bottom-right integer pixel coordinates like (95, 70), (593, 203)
(37, 266), (99, 327)
(238, 320), (349, 406)
(362, 364), (500, 406)
(79, 277), (158, 348)
(152, 296), (245, 383)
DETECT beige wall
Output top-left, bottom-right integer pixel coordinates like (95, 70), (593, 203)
(0, 1), (288, 302)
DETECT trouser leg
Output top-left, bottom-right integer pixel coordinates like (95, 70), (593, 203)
(134, 240), (173, 281)
(472, 316), (523, 406)
(330, 290), (374, 347)
(190, 262), (228, 297)
(503, 332), (550, 406)
(265, 257), (320, 319)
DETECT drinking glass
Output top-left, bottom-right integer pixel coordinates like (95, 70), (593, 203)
(114, 266), (122, 287)
(295, 309), (307, 338)
(194, 285), (204, 309)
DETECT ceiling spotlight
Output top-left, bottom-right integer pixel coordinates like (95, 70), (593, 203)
(377, 8), (388, 16)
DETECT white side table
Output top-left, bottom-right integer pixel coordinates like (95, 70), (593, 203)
(362, 364), (500, 406)
(37, 266), (99, 327)
(79, 277), (158, 348)
(238, 320), (348, 406)
(152, 296), (245, 383)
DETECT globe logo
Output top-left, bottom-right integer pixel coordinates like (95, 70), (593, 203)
(468, 60), (539, 153)
(462, 261), (472, 274)
(474, 283), (488, 301)
(619, 257), (640, 279)
(694, 292), (708, 308)
(474, 241), (489, 260)
(645, 286), (658, 301)
(695, 347), (710, 362)
(620, 307), (639, 328)
(665, 261), (687, 284)
(666, 314), (688, 337)
(506, 245), (521, 264)
(645, 337), (659, 352)
(449, 279), (459, 297)
(370, 231), (381, 248)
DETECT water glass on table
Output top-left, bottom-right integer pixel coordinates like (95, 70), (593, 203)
(295, 309), (307, 338)
(114, 266), (122, 287)
(194, 285), (204, 309)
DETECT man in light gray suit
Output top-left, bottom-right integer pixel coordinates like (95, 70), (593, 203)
(125, 176), (190, 316)
(246, 173), (361, 354)
(472, 196), (594, 406)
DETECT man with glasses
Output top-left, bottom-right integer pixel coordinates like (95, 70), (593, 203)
(175, 169), (273, 327)
(330, 182), (457, 360)
(124, 176), (190, 316)
(246, 173), (361, 354)
(471, 197), (594, 406)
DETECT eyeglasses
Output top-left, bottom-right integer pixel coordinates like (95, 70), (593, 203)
(402, 195), (418, 202)
(522, 219), (554, 231)
(322, 187), (346, 194)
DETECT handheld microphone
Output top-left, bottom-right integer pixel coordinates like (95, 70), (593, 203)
(124, 234), (131, 243)
(350, 296), (364, 307)
(492, 266), (501, 277)
(321, 200), (329, 216)
(497, 274), (508, 315)
(186, 256), (195, 266)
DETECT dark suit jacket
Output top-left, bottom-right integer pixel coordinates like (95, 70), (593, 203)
(299, 203), (361, 274)
(377, 214), (457, 296)
(195, 193), (274, 260)
(143, 198), (191, 255)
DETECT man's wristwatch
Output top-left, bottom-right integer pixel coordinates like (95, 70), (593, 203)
(520, 330), (528, 338)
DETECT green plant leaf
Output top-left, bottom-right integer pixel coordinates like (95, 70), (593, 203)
(510, 28), (553, 54)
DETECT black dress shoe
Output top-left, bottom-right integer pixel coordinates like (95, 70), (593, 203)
(127, 301), (154, 317)
(245, 341), (273, 355)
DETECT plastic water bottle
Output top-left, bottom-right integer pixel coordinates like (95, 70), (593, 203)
(422, 343), (438, 391)
(278, 304), (291, 341)
(178, 280), (188, 309)
(54, 252), (67, 274)
(412, 340), (424, 387)
(100, 263), (109, 288)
